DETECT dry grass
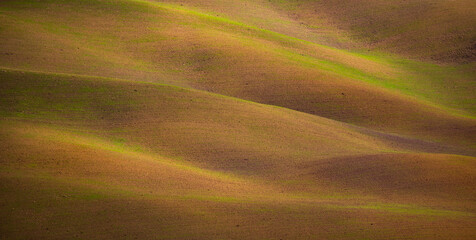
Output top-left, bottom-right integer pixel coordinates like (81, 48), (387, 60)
(0, 0), (475, 239)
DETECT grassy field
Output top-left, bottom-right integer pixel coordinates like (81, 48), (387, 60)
(1, 0), (475, 239)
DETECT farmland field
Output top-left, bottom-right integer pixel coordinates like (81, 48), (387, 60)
(1, 0), (475, 239)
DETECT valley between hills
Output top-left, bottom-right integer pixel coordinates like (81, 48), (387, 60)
(0, 0), (475, 239)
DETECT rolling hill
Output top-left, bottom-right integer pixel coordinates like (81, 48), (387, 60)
(0, 0), (475, 239)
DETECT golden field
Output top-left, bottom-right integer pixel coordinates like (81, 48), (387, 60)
(1, 0), (475, 239)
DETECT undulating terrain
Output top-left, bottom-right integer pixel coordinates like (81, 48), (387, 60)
(0, 0), (475, 239)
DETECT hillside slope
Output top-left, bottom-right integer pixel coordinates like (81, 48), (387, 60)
(0, 0), (475, 239)
(2, 121), (475, 239)
(1, 69), (475, 239)
(268, 0), (476, 62)
(0, 0), (475, 146)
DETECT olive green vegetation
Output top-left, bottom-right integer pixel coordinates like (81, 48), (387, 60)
(1, 68), (475, 238)
(0, 0), (474, 116)
(1, 0), (475, 239)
